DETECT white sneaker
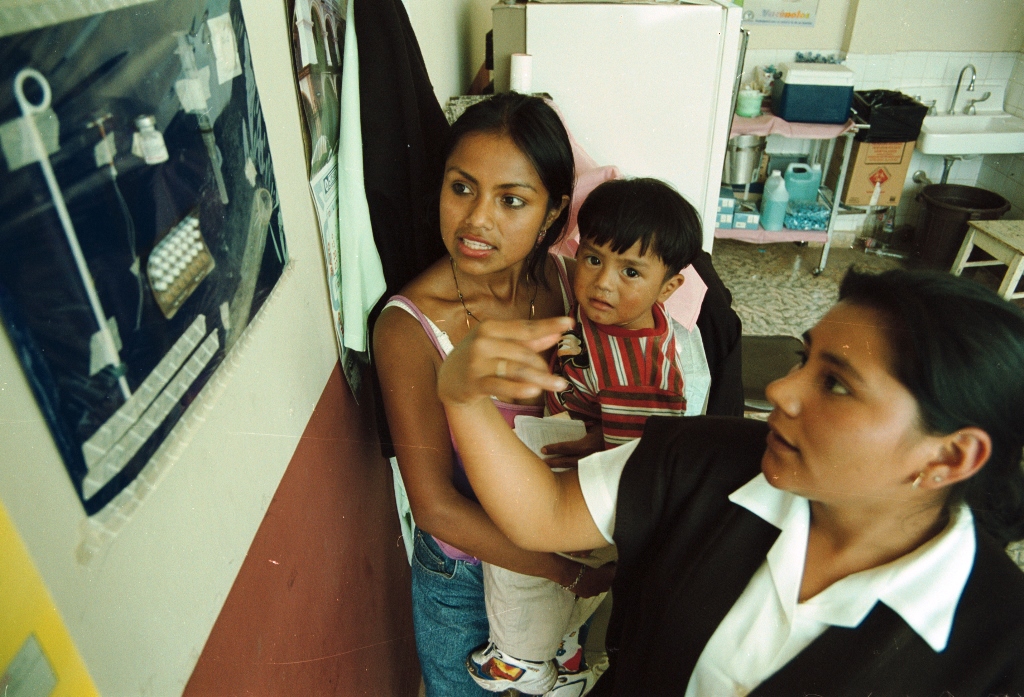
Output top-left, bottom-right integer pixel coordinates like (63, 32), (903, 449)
(466, 641), (558, 695)
(543, 652), (608, 697)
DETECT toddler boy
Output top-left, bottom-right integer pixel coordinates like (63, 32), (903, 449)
(467, 178), (704, 695)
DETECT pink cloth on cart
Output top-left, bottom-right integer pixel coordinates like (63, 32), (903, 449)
(730, 113), (856, 139)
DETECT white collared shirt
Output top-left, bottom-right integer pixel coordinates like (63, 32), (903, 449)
(577, 445), (977, 695)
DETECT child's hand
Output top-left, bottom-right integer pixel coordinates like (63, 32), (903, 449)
(541, 425), (603, 468)
(573, 562), (616, 598)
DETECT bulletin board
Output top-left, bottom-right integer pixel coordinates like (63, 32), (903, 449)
(0, 0), (288, 515)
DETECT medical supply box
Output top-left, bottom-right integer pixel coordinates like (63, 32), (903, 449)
(770, 63), (855, 124)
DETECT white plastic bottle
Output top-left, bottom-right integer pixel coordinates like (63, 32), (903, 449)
(761, 169), (789, 231)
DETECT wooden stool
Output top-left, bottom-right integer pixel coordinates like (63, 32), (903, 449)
(951, 220), (1024, 301)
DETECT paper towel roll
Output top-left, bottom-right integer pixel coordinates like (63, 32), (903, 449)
(510, 53), (533, 93)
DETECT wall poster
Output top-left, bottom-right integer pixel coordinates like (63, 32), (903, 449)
(286, 0), (365, 398)
(0, 0), (288, 517)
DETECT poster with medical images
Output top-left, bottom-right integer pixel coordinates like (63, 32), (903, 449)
(741, 0), (818, 26)
(286, 0), (365, 398)
(0, 0), (288, 516)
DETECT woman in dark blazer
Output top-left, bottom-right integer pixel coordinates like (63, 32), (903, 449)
(436, 268), (1024, 696)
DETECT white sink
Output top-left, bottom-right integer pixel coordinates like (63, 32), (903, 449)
(917, 112), (1024, 155)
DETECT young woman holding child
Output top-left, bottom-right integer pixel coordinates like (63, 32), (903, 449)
(374, 93), (615, 695)
(437, 268), (1024, 695)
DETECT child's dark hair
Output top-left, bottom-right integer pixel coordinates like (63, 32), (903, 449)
(444, 94), (574, 286)
(839, 268), (1024, 545)
(576, 178), (703, 277)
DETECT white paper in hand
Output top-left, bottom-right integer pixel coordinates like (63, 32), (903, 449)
(513, 415), (587, 460)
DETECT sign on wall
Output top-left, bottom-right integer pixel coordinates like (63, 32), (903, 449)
(0, 0), (288, 515)
(741, 0), (819, 27)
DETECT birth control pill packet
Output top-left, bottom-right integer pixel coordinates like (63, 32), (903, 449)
(146, 210), (215, 320)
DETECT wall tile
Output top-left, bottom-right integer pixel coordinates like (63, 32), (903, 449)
(844, 53), (866, 84)
(971, 53), (993, 82)
(923, 53), (949, 82)
(992, 53), (1017, 81)
(889, 52), (907, 82)
(976, 162), (999, 188)
(865, 54), (891, 84)
(987, 154), (1010, 175)
(1005, 80), (1024, 116)
(945, 57), (972, 84)
(1009, 54), (1024, 88)
(903, 52), (928, 82)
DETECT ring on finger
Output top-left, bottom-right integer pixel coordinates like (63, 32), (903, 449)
(496, 359), (508, 378)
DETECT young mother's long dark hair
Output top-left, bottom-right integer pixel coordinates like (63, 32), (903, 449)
(442, 94), (575, 286)
(839, 269), (1024, 545)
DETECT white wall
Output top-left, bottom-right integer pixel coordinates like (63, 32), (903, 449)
(0, 2), (339, 694)
(847, 0), (1024, 53)
(403, 0), (491, 104)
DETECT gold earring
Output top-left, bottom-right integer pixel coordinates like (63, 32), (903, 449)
(912, 471), (926, 489)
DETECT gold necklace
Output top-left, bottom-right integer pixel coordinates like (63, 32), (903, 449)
(450, 256), (536, 330)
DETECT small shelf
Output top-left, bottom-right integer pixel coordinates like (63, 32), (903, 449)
(715, 227), (828, 244)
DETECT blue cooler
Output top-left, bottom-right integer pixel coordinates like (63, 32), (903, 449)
(771, 63), (855, 124)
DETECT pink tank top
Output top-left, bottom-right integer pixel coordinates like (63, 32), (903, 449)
(385, 256), (573, 562)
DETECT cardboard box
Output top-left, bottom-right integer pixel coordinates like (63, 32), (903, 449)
(733, 203), (760, 227)
(826, 140), (914, 207)
(715, 211), (734, 228)
(717, 186), (735, 212)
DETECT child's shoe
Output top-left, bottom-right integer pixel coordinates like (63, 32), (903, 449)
(543, 648), (608, 697)
(466, 641), (558, 695)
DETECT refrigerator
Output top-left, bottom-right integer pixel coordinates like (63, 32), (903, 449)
(493, 0), (743, 250)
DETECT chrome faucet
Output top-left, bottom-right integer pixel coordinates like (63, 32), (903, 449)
(963, 91), (992, 115)
(947, 64), (977, 114)
(913, 95), (938, 115)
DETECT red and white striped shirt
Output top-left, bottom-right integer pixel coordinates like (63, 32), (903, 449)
(547, 302), (686, 448)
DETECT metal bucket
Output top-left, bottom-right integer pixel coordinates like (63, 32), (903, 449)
(722, 135), (766, 186)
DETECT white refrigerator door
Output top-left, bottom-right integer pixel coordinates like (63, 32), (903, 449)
(519, 2), (740, 250)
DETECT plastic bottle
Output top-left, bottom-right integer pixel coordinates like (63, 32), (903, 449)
(784, 163), (815, 202)
(761, 170), (789, 231)
(809, 163), (823, 199)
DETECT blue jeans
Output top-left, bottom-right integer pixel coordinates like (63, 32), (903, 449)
(411, 528), (491, 696)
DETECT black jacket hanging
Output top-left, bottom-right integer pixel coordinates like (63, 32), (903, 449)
(353, 0), (450, 299)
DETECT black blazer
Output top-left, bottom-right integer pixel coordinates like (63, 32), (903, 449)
(595, 416), (1024, 696)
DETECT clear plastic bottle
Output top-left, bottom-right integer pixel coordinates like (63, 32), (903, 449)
(761, 169), (789, 231)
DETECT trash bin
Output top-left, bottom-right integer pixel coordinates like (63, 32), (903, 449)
(914, 184), (1010, 269)
(853, 90), (929, 142)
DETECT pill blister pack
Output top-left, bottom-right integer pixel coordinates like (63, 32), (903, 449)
(147, 213), (215, 319)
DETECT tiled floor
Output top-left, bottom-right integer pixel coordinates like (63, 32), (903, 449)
(710, 239), (903, 337)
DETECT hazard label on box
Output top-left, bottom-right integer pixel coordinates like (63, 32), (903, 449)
(869, 168), (889, 185)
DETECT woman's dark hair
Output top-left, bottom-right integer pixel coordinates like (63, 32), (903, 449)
(443, 93), (575, 285)
(839, 268), (1024, 544)
(577, 178), (703, 277)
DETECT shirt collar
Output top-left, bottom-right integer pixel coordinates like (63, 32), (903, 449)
(729, 474), (976, 652)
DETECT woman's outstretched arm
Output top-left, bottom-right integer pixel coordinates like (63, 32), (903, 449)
(438, 317), (610, 553)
